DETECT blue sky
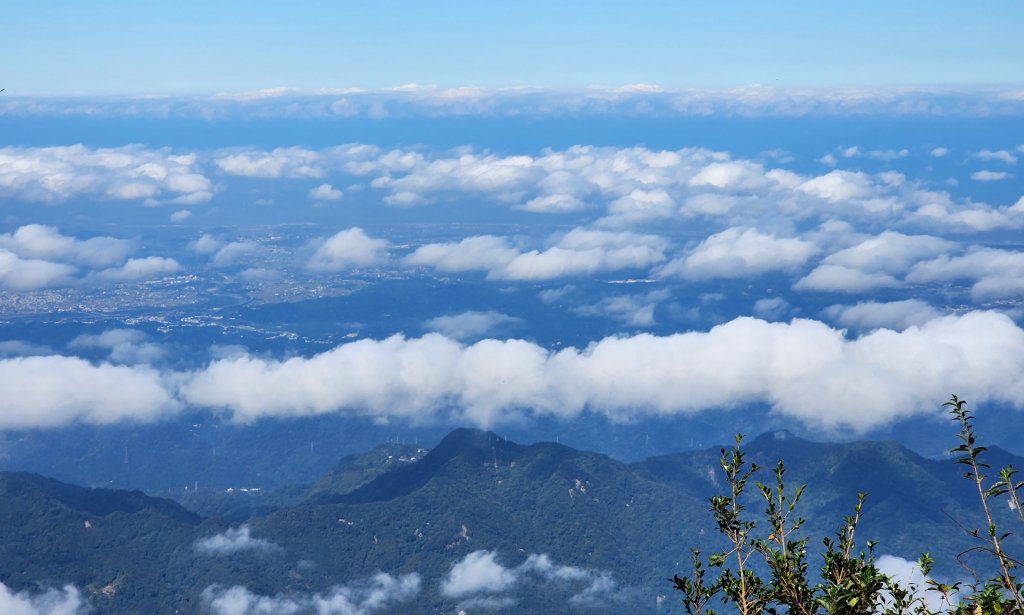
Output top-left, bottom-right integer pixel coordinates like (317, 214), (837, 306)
(5, 1), (1023, 95)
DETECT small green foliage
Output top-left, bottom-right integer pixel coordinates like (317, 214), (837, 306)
(672, 395), (1024, 615)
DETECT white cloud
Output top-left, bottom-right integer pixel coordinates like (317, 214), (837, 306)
(0, 250), (77, 290)
(798, 170), (877, 202)
(92, 256), (181, 282)
(212, 241), (262, 267)
(0, 355), (176, 429)
(971, 170), (1011, 182)
(202, 573), (420, 615)
(660, 227), (816, 280)
(195, 525), (277, 556)
(0, 145), (211, 204)
(179, 311), (1024, 432)
(440, 551), (618, 607)
(0, 583), (88, 615)
(68, 329), (165, 365)
(689, 161), (773, 191)
(191, 233), (223, 254)
(822, 300), (944, 331)
(930, 147), (949, 157)
(5, 311), (1024, 432)
(876, 555), (957, 612)
(170, 209), (192, 222)
(307, 228), (388, 271)
(441, 551), (517, 598)
(975, 149), (1018, 165)
(573, 290), (670, 327)
(794, 264), (900, 293)
(0, 225), (133, 268)
(406, 229), (667, 281)
(752, 297), (790, 321)
(405, 236), (520, 274)
(907, 247), (1024, 300)
(819, 231), (956, 276)
(424, 311), (522, 341)
(310, 183), (344, 201)
(215, 146), (324, 178)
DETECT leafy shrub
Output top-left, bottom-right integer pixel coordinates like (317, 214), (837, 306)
(671, 395), (1024, 614)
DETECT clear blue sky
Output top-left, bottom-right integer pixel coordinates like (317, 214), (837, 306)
(4, 0), (1022, 95)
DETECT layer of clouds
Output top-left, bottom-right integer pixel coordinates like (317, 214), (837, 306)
(440, 550), (619, 608)
(307, 228), (389, 271)
(68, 329), (165, 365)
(660, 227), (816, 280)
(0, 355), (176, 429)
(309, 183), (344, 201)
(405, 229), (667, 280)
(424, 311), (522, 341)
(5, 311), (1024, 432)
(0, 224), (133, 268)
(194, 525), (277, 556)
(179, 311), (1024, 432)
(0, 583), (88, 615)
(572, 289), (670, 327)
(822, 300), (945, 331)
(7, 87), (1024, 120)
(907, 248), (1024, 300)
(202, 572), (420, 615)
(0, 225), (179, 290)
(0, 145), (212, 204)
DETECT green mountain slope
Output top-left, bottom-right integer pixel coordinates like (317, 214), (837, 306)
(1, 429), (1022, 613)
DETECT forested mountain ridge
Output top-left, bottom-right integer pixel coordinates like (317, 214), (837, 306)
(1, 428), (1021, 613)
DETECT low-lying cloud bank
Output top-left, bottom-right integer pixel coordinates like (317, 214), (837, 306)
(441, 550), (621, 609)
(1, 311), (1023, 432)
(0, 582), (88, 615)
(202, 572), (420, 615)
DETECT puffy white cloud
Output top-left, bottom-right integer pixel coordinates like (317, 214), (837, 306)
(424, 311), (522, 341)
(405, 236), (520, 274)
(907, 247), (1024, 300)
(0, 250), (77, 290)
(194, 525), (277, 556)
(191, 233), (223, 254)
(660, 227), (816, 280)
(689, 161), (773, 191)
(178, 311), (1024, 432)
(441, 551), (620, 608)
(170, 209), (192, 223)
(876, 555), (957, 612)
(0, 145), (211, 204)
(91, 256), (181, 282)
(975, 149), (1018, 164)
(211, 241), (262, 267)
(930, 147), (949, 158)
(307, 228), (388, 271)
(215, 147), (324, 178)
(971, 170), (1011, 182)
(309, 183), (344, 201)
(798, 170), (877, 202)
(572, 289), (670, 327)
(5, 312), (1024, 432)
(441, 551), (517, 598)
(406, 228), (667, 281)
(68, 329), (165, 365)
(0, 355), (176, 429)
(0, 225), (133, 268)
(794, 264), (900, 293)
(752, 297), (790, 321)
(202, 572), (420, 615)
(0, 583), (88, 615)
(822, 300), (944, 331)
(819, 231), (956, 276)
